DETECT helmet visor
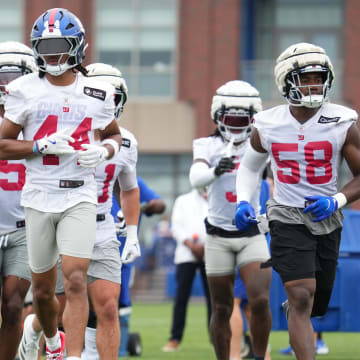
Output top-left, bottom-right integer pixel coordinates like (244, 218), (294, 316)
(0, 70), (24, 86)
(220, 114), (251, 128)
(36, 38), (73, 55)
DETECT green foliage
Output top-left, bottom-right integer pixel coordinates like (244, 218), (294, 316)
(130, 302), (360, 360)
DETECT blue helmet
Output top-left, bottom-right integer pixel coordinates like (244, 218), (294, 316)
(30, 8), (87, 76)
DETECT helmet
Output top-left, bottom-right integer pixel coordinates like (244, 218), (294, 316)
(211, 80), (262, 143)
(0, 41), (37, 105)
(86, 63), (128, 120)
(30, 8), (87, 76)
(274, 42), (334, 108)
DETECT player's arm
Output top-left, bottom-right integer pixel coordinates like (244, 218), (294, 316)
(98, 119), (122, 159)
(141, 198), (166, 216)
(0, 118), (32, 159)
(234, 128), (268, 230)
(339, 123), (360, 202)
(303, 124), (360, 222)
(119, 168), (141, 264)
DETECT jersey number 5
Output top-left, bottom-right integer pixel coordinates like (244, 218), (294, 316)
(272, 141), (333, 184)
(33, 115), (92, 165)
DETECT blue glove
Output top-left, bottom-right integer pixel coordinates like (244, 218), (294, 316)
(234, 201), (258, 230)
(303, 195), (338, 222)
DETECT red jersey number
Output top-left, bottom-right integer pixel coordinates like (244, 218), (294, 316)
(98, 164), (116, 203)
(33, 115), (92, 165)
(0, 160), (26, 191)
(272, 141), (333, 184)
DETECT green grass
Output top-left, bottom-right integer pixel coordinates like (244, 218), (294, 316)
(130, 301), (360, 360)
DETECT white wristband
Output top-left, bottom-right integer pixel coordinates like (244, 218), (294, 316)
(102, 138), (119, 158)
(126, 225), (138, 238)
(333, 192), (347, 209)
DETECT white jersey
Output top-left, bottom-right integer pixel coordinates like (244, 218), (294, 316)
(193, 136), (263, 231)
(254, 103), (357, 208)
(4, 73), (115, 212)
(95, 127), (138, 245)
(0, 116), (26, 234)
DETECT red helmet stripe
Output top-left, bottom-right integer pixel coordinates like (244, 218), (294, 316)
(48, 9), (57, 32)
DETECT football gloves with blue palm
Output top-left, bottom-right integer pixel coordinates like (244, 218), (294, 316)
(234, 201), (258, 230)
(303, 195), (338, 222)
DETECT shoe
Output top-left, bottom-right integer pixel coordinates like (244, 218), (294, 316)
(316, 339), (329, 355)
(162, 340), (180, 352)
(282, 299), (290, 320)
(46, 331), (66, 360)
(278, 345), (294, 356)
(19, 314), (43, 360)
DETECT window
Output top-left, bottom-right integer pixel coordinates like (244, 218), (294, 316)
(0, 0), (23, 42)
(95, 0), (177, 97)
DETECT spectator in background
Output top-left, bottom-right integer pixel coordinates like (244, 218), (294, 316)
(113, 176), (166, 357)
(162, 187), (211, 352)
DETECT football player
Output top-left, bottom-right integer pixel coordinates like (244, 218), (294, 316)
(235, 42), (360, 359)
(189, 80), (272, 360)
(0, 40), (37, 360)
(82, 62), (141, 360)
(0, 8), (121, 360)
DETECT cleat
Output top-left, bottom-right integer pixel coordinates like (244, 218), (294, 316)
(278, 345), (294, 356)
(46, 331), (65, 360)
(162, 340), (180, 352)
(19, 314), (43, 360)
(316, 339), (329, 355)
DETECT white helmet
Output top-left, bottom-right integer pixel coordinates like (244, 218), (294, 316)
(86, 62), (128, 120)
(211, 80), (262, 143)
(0, 41), (37, 105)
(274, 42), (334, 108)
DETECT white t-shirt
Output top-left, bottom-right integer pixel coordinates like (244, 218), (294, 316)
(4, 73), (115, 212)
(172, 189), (208, 264)
(254, 103), (357, 208)
(0, 116), (26, 234)
(94, 127), (138, 246)
(192, 136), (263, 231)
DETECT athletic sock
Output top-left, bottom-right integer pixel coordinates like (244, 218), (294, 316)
(84, 326), (99, 360)
(254, 356), (264, 360)
(45, 331), (61, 352)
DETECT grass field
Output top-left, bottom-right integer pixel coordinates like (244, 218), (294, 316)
(130, 302), (359, 360)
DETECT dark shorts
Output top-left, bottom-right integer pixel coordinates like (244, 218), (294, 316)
(269, 221), (341, 283)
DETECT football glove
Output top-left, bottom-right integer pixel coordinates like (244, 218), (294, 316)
(303, 195), (338, 222)
(77, 144), (109, 168)
(214, 157), (236, 176)
(234, 201), (258, 230)
(115, 209), (127, 236)
(121, 225), (141, 264)
(34, 128), (75, 155)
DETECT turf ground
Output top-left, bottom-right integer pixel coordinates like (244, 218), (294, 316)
(130, 302), (359, 360)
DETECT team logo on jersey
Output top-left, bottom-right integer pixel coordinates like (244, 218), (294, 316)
(122, 138), (131, 148)
(298, 134), (305, 141)
(318, 116), (340, 124)
(83, 87), (106, 101)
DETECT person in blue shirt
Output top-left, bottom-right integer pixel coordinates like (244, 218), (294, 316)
(112, 177), (166, 356)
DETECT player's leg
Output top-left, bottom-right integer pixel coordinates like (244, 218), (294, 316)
(270, 221), (317, 359)
(59, 202), (96, 357)
(229, 296), (243, 360)
(87, 239), (122, 359)
(199, 261), (211, 332)
(0, 229), (31, 360)
(205, 234), (236, 360)
(238, 234), (272, 358)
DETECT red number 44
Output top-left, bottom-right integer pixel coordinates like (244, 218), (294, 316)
(33, 115), (92, 165)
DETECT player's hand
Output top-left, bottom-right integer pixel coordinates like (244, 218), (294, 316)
(214, 157), (236, 176)
(34, 128), (75, 155)
(121, 225), (141, 264)
(77, 144), (109, 168)
(303, 195), (338, 222)
(234, 201), (257, 230)
(115, 209), (127, 236)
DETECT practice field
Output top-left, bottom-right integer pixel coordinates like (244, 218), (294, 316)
(130, 302), (359, 360)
